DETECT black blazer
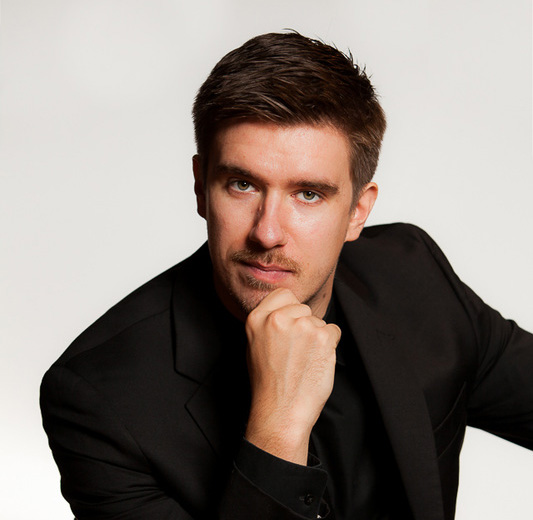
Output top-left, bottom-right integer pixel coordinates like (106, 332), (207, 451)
(41, 223), (533, 520)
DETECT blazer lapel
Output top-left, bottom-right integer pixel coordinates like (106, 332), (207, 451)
(184, 370), (248, 459)
(334, 267), (445, 520)
(171, 244), (249, 458)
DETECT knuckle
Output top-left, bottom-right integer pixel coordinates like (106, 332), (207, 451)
(315, 328), (330, 344)
(266, 308), (287, 328)
(246, 308), (260, 327)
(334, 326), (342, 343)
(294, 315), (314, 333)
(327, 323), (341, 341)
(300, 304), (313, 316)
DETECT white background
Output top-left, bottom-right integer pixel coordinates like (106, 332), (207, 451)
(1, 1), (532, 518)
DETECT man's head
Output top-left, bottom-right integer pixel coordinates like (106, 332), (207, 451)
(193, 31), (386, 201)
(191, 32), (386, 320)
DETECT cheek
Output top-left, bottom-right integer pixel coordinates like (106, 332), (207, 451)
(291, 209), (349, 246)
(207, 200), (253, 247)
(289, 206), (326, 232)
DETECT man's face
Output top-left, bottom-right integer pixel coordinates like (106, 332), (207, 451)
(193, 121), (377, 320)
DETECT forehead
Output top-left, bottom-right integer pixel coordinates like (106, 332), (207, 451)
(208, 121), (352, 186)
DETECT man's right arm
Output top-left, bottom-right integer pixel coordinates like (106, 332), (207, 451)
(42, 364), (325, 520)
(244, 288), (340, 465)
(41, 288), (339, 520)
(41, 364), (201, 519)
(230, 288), (340, 519)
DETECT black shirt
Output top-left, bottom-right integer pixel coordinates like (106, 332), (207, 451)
(234, 294), (411, 519)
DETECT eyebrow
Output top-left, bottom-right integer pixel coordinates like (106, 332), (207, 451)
(214, 163), (340, 196)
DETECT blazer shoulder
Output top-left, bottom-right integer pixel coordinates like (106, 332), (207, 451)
(360, 222), (436, 243)
(51, 245), (208, 367)
(342, 222), (443, 267)
(337, 222), (464, 312)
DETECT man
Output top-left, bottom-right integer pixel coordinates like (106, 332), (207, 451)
(41, 32), (533, 520)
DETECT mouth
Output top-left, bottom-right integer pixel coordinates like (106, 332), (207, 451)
(230, 249), (301, 287)
(240, 260), (293, 284)
(245, 260), (292, 272)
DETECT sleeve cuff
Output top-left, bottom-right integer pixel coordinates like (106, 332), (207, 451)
(234, 439), (329, 519)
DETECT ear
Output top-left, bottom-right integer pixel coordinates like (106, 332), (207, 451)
(192, 154), (206, 219)
(345, 182), (378, 242)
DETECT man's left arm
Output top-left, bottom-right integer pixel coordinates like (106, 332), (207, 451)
(415, 225), (533, 448)
(462, 283), (533, 449)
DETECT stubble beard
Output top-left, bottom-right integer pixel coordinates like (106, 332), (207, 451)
(227, 248), (299, 314)
(227, 249), (336, 316)
(234, 275), (276, 315)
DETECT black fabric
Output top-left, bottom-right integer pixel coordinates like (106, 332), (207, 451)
(234, 296), (410, 519)
(40, 223), (533, 520)
(311, 298), (411, 519)
(193, 286), (405, 519)
(235, 440), (328, 519)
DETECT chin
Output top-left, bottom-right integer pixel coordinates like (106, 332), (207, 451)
(234, 287), (273, 315)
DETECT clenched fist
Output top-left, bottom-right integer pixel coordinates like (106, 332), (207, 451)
(244, 288), (341, 465)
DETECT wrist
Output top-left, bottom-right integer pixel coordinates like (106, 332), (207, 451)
(245, 408), (312, 465)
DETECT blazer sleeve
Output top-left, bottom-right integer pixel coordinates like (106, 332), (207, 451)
(414, 225), (533, 449)
(461, 283), (533, 449)
(41, 365), (199, 520)
(41, 365), (327, 520)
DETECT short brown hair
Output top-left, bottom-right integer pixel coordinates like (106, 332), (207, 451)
(193, 31), (386, 198)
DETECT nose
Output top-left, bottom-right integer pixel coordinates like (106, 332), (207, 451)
(248, 195), (287, 249)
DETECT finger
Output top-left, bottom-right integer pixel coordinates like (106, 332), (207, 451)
(306, 316), (327, 327)
(270, 303), (313, 320)
(254, 288), (301, 314)
(324, 323), (342, 346)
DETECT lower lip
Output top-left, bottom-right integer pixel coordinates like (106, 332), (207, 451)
(243, 264), (292, 284)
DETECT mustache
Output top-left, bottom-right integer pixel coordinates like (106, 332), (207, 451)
(231, 249), (301, 275)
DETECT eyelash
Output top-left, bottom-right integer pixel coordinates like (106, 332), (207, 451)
(228, 180), (322, 204)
